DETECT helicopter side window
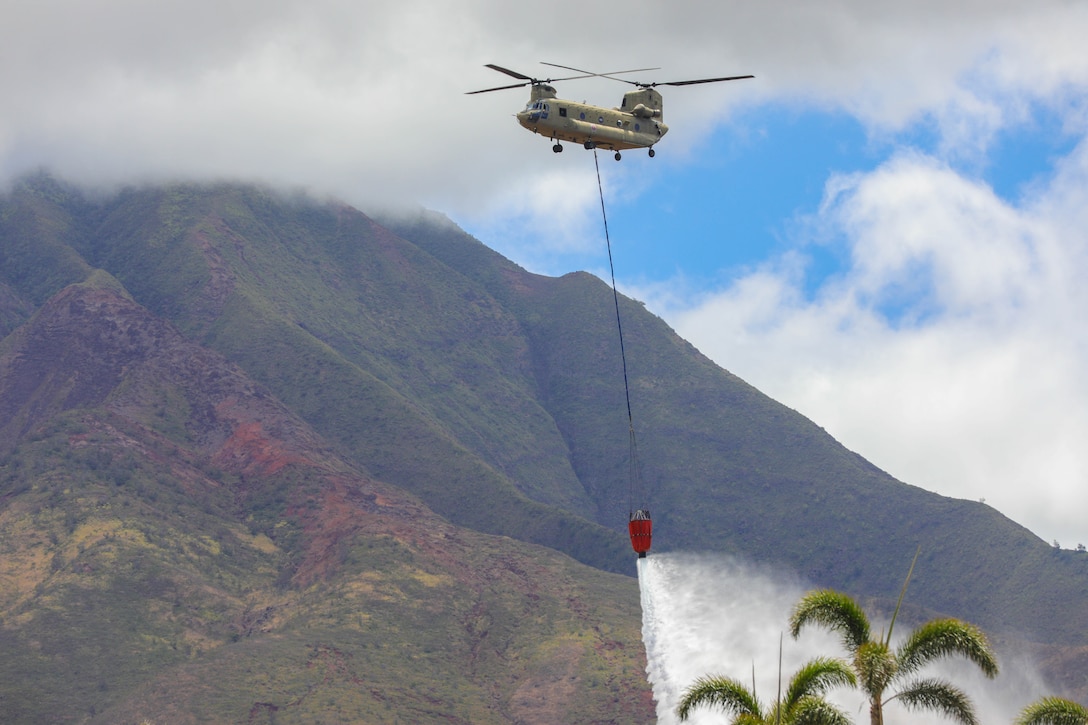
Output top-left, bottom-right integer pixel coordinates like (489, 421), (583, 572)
(579, 112), (586, 120)
(559, 107), (567, 117)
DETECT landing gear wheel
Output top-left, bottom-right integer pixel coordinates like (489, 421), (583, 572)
(584, 141), (596, 150)
(552, 143), (563, 153)
(648, 148), (656, 158)
(614, 152), (622, 161)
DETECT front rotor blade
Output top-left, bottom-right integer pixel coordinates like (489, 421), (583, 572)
(485, 64), (534, 80)
(660, 75), (755, 86)
(537, 63), (617, 83)
(478, 63), (597, 87)
(540, 61), (594, 76)
(541, 61), (661, 82)
(465, 81), (530, 95)
(594, 66), (661, 77)
(544, 73), (602, 82)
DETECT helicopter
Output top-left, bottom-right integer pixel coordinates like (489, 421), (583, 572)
(467, 62), (753, 160)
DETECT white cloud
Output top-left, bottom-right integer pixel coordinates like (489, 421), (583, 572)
(5, 2), (1087, 211)
(664, 143), (1088, 547)
(5, 0), (1088, 546)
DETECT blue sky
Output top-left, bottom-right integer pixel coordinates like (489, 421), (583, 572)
(462, 98), (1078, 301)
(3, 0), (1088, 549)
(496, 105), (881, 292)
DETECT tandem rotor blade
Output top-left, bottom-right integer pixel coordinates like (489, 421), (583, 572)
(465, 81), (533, 95)
(485, 64), (534, 80)
(540, 62), (750, 88)
(470, 62), (743, 95)
(540, 61), (662, 82)
(485, 63), (598, 83)
(466, 63), (605, 94)
(659, 75), (755, 86)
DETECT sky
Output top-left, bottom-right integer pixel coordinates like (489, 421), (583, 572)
(2, 1), (1087, 548)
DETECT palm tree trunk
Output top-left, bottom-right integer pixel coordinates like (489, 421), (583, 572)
(870, 700), (884, 725)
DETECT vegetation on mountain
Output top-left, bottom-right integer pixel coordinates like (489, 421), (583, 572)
(382, 208), (1088, 651)
(70, 179), (632, 572)
(677, 656), (856, 724)
(0, 279), (651, 722)
(2, 172), (1088, 719)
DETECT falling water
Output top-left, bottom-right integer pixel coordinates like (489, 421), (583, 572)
(637, 552), (819, 725)
(636, 556), (673, 721)
(636, 551), (1050, 725)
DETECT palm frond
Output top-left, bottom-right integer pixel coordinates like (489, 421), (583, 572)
(789, 589), (871, 653)
(678, 675), (762, 722)
(893, 677), (978, 725)
(896, 618), (998, 679)
(885, 545), (921, 646)
(790, 696), (855, 725)
(1015, 696), (1088, 725)
(784, 657), (857, 710)
(735, 715), (767, 725)
(855, 640), (896, 697)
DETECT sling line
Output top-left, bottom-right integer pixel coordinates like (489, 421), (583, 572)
(592, 147), (643, 514)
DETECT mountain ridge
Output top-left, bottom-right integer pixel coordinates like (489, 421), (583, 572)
(0, 274), (652, 723)
(381, 205), (1088, 635)
(1, 173), (1086, 720)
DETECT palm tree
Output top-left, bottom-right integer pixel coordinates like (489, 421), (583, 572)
(1016, 696), (1088, 725)
(677, 656), (857, 724)
(789, 581), (998, 725)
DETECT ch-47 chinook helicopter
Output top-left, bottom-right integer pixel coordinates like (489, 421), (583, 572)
(467, 62), (753, 160)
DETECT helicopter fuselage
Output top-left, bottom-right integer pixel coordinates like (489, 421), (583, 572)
(470, 63), (752, 156)
(515, 84), (669, 152)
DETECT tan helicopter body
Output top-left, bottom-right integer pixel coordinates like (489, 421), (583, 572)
(469, 63), (752, 160)
(518, 83), (668, 156)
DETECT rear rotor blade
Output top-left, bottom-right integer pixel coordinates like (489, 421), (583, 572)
(542, 62), (755, 88)
(469, 62), (729, 95)
(659, 75), (755, 86)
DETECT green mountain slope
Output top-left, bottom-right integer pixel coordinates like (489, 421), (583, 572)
(383, 208), (1088, 648)
(2, 173), (1088, 712)
(0, 280), (651, 723)
(0, 177), (632, 574)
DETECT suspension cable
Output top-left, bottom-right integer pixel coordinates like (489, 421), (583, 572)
(592, 148), (643, 514)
